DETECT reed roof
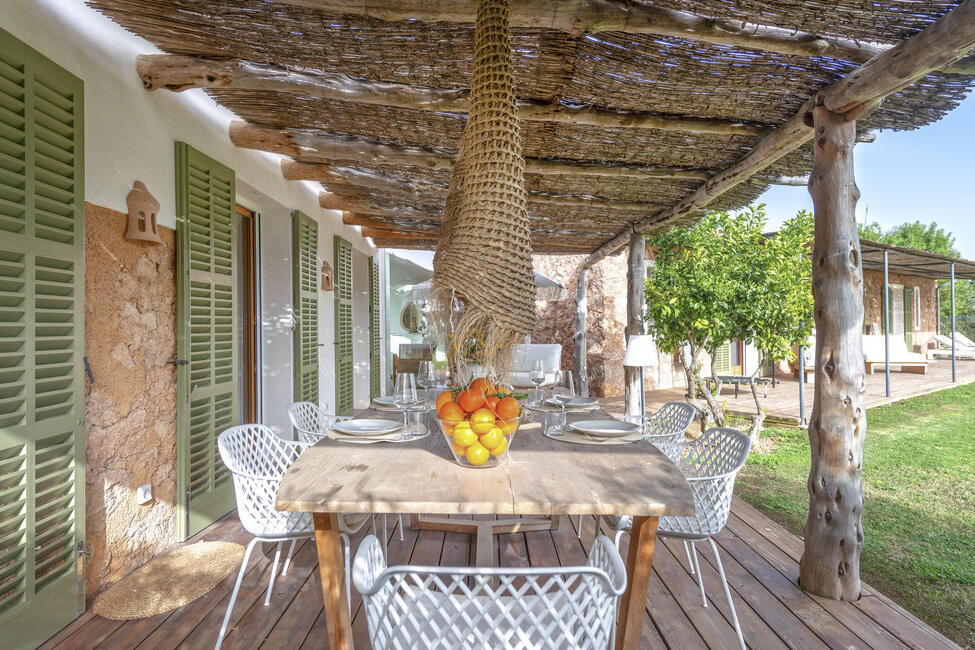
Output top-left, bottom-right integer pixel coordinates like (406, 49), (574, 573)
(89, 0), (974, 253)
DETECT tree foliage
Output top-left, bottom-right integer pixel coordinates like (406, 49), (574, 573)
(644, 205), (814, 427)
(859, 220), (975, 338)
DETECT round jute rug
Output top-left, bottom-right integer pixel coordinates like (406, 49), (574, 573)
(92, 541), (245, 620)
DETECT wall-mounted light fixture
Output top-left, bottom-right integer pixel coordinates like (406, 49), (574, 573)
(124, 181), (162, 245)
(321, 260), (334, 291)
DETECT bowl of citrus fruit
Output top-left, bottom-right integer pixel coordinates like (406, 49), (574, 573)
(435, 377), (525, 468)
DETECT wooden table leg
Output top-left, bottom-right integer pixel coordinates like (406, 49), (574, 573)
(616, 515), (659, 650)
(313, 513), (353, 650)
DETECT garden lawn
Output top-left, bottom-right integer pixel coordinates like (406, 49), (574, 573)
(736, 383), (975, 648)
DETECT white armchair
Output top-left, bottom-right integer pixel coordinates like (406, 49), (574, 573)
(353, 533), (626, 649)
(499, 343), (562, 389)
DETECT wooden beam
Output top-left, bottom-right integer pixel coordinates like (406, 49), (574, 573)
(799, 104), (866, 601)
(342, 211), (440, 231)
(623, 232), (646, 416)
(583, 0), (975, 264)
(360, 227), (435, 240)
(274, 0), (975, 75)
(138, 54), (767, 136)
(574, 265), (588, 398)
(232, 121), (711, 180)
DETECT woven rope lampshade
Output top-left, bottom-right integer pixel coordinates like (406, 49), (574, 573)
(432, 0), (536, 376)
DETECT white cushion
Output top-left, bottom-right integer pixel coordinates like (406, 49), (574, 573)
(862, 335), (927, 364)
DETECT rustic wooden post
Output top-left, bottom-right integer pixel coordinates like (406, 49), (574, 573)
(624, 232), (646, 415)
(574, 264), (589, 397)
(799, 103), (866, 601)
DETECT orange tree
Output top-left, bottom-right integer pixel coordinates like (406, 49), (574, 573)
(644, 205), (813, 433)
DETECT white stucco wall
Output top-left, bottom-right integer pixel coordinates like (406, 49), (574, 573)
(2, 0), (379, 431)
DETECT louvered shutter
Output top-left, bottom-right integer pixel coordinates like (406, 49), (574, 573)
(333, 236), (354, 416)
(369, 257), (381, 399)
(175, 143), (237, 539)
(292, 211), (318, 406)
(0, 29), (85, 646)
(713, 341), (732, 374)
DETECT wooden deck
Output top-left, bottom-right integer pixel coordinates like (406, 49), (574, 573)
(40, 499), (958, 649)
(604, 358), (975, 425)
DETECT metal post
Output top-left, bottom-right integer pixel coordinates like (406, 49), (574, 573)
(951, 262), (957, 383)
(798, 347), (806, 425)
(883, 250), (891, 397)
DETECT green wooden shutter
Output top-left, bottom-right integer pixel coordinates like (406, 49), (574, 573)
(904, 286), (914, 349)
(333, 236), (354, 416)
(0, 29), (86, 647)
(758, 352), (774, 378)
(292, 211), (318, 407)
(369, 257), (381, 399)
(175, 143), (237, 539)
(713, 341), (732, 374)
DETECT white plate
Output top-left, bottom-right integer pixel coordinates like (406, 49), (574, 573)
(568, 420), (640, 438)
(332, 419), (402, 436)
(372, 396), (398, 406)
(545, 396), (598, 408)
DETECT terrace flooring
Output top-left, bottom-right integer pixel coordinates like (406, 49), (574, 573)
(40, 499), (958, 649)
(604, 358), (975, 425)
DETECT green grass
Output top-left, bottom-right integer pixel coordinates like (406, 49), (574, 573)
(736, 383), (975, 648)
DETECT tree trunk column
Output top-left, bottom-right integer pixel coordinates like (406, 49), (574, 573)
(800, 103), (866, 601)
(574, 264), (589, 397)
(624, 232), (646, 415)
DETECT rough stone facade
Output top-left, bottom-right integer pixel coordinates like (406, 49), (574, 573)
(84, 202), (178, 597)
(863, 269), (938, 351)
(532, 254), (681, 397)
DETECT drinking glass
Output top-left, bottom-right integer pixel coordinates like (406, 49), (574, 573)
(393, 372), (420, 430)
(416, 360), (434, 400)
(549, 370), (575, 436)
(529, 360), (546, 405)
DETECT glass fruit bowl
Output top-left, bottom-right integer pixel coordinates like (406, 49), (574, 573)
(436, 412), (525, 469)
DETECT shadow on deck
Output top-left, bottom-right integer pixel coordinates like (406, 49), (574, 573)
(40, 499), (958, 649)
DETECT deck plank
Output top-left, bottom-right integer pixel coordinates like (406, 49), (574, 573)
(41, 502), (960, 650)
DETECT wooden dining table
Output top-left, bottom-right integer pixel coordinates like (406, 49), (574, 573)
(276, 407), (695, 649)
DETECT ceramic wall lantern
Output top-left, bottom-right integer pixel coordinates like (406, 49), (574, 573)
(124, 181), (162, 245)
(321, 260), (334, 291)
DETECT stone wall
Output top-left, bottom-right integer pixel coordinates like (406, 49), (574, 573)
(532, 254), (681, 397)
(84, 202), (178, 597)
(863, 269), (938, 351)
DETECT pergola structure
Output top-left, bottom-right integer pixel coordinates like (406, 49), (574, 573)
(91, 0), (975, 628)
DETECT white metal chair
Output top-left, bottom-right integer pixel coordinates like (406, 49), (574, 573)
(288, 401), (404, 553)
(215, 425), (370, 649)
(353, 533), (627, 650)
(580, 402), (695, 538)
(600, 427), (752, 650)
(287, 400), (343, 444)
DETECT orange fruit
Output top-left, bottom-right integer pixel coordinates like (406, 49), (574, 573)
(439, 401), (465, 424)
(496, 396), (521, 420)
(469, 377), (495, 397)
(488, 436), (508, 456)
(453, 425), (477, 448)
(500, 419), (518, 435)
(466, 442), (490, 466)
(485, 394), (500, 415)
(435, 391), (454, 412)
(451, 441), (468, 457)
(457, 389), (485, 413)
(479, 426), (503, 450)
(470, 408), (496, 434)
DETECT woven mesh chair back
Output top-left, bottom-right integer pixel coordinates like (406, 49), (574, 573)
(217, 424), (313, 537)
(354, 534), (626, 649)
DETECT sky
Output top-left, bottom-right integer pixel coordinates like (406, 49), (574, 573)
(759, 91), (975, 259)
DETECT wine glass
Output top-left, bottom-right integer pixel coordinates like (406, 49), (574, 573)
(529, 360), (546, 405)
(549, 370), (575, 436)
(416, 360), (434, 400)
(393, 372), (420, 430)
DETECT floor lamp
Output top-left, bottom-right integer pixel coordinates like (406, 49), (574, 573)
(624, 335), (656, 418)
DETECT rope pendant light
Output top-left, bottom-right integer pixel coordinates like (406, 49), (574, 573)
(432, 0), (536, 377)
